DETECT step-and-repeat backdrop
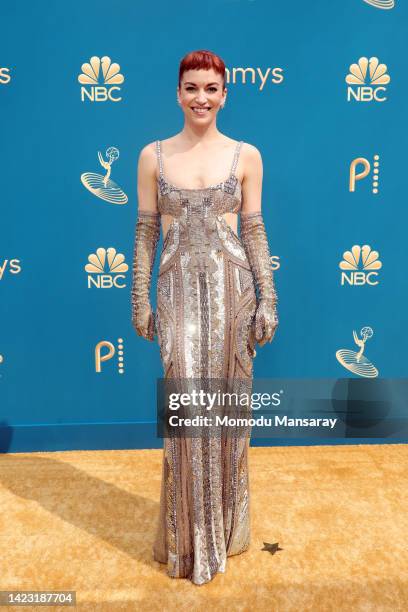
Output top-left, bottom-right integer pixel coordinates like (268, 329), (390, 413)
(1, 0), (407, 451)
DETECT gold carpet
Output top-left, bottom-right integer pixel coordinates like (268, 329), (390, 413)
(0, 443), (407, 611)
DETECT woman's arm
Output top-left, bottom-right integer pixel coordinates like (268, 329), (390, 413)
(131, 144), (161, 341)
(240, 144), (278, 346)
(241, 143), (263, 216)
(136, 143), (161, 215)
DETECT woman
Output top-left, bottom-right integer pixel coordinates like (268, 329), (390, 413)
(131, 49), (278, 585)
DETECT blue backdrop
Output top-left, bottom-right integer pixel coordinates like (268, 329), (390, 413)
(1, 0), (406, 452)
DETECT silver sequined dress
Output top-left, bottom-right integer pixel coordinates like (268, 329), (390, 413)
(152, 139), (257, 585)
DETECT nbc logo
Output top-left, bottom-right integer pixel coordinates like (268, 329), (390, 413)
(339, 245), (382, 286)
(95, 338), (124, 374)
(78, 56), (124, 102)
(349, 155), (380, 194)
(363, 0), (395, 8)
(85, 247), (129, 289)
(0, 66), (11, 84)
(345, 57), (390, 102)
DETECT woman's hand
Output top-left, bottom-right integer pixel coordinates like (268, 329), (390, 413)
(133, 304), (156, 342)
(253, 298), (278, 346)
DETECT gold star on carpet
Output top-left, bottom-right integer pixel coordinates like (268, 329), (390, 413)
(261, 542), (282, 555)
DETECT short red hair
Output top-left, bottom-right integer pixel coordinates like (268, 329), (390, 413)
(178, 49), (226, 89)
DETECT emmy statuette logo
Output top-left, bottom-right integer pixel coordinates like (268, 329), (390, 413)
(363, 0), (395, 8)
(346, 57), (390, 102)
(349, 155), (380, 194)
(0, 259), (22, 280)
(0, 66), (11, 84)
(78, 56), (124, 102)
(95, 338), (124, 374)
(336, 327), (379, 377)
(0, 353), (4, 378)
(85, 248), (129, 289)
(339, 245), (382, 286)
(81, 147), (128, 205)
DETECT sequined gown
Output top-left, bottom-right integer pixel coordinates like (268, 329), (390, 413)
(152, 140), (257, 585)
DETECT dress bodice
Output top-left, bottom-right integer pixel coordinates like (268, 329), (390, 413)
(155, 140), (243, 222)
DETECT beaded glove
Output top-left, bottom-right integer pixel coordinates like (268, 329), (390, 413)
(240, 211), (278, 347)
(131, 210), (161, 341)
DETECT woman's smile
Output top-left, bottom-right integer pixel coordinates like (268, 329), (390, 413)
(191, 106), (211, 115)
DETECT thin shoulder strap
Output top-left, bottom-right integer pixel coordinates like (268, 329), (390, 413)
(230, 140), (243, 176)
(155, 140), (164, 177)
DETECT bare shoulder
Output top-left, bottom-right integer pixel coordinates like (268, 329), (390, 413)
(241, 141), (262, 162)
(240, 142), (263, 183)
(138, 140), (157, 163)
(138, 136), (178, 163)
(136, 141), (159, 181)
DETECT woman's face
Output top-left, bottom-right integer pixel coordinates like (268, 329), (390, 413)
(177, 68), (226, 123)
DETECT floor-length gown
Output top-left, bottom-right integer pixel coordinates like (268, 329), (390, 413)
(152, 139), (257, 585)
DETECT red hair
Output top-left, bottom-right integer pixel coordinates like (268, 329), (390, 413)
(178, 49), (226, 89)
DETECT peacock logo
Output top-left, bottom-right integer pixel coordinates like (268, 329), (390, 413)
(95, 338), (124, 374)
(78, 56), (124, 102)
(339, 245), (382, 286)
(85, 247), (129, 289)
(346, 57), (390, 102)
(349, 155), (380, 194)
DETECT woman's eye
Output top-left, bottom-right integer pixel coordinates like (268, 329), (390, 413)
(186, 86), (218, 92)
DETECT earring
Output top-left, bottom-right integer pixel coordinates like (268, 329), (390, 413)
(220, 99), (226, 109)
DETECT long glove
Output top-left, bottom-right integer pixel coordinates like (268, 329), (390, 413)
(240, 211), (278, 347)
(131, 210), (161, 341)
